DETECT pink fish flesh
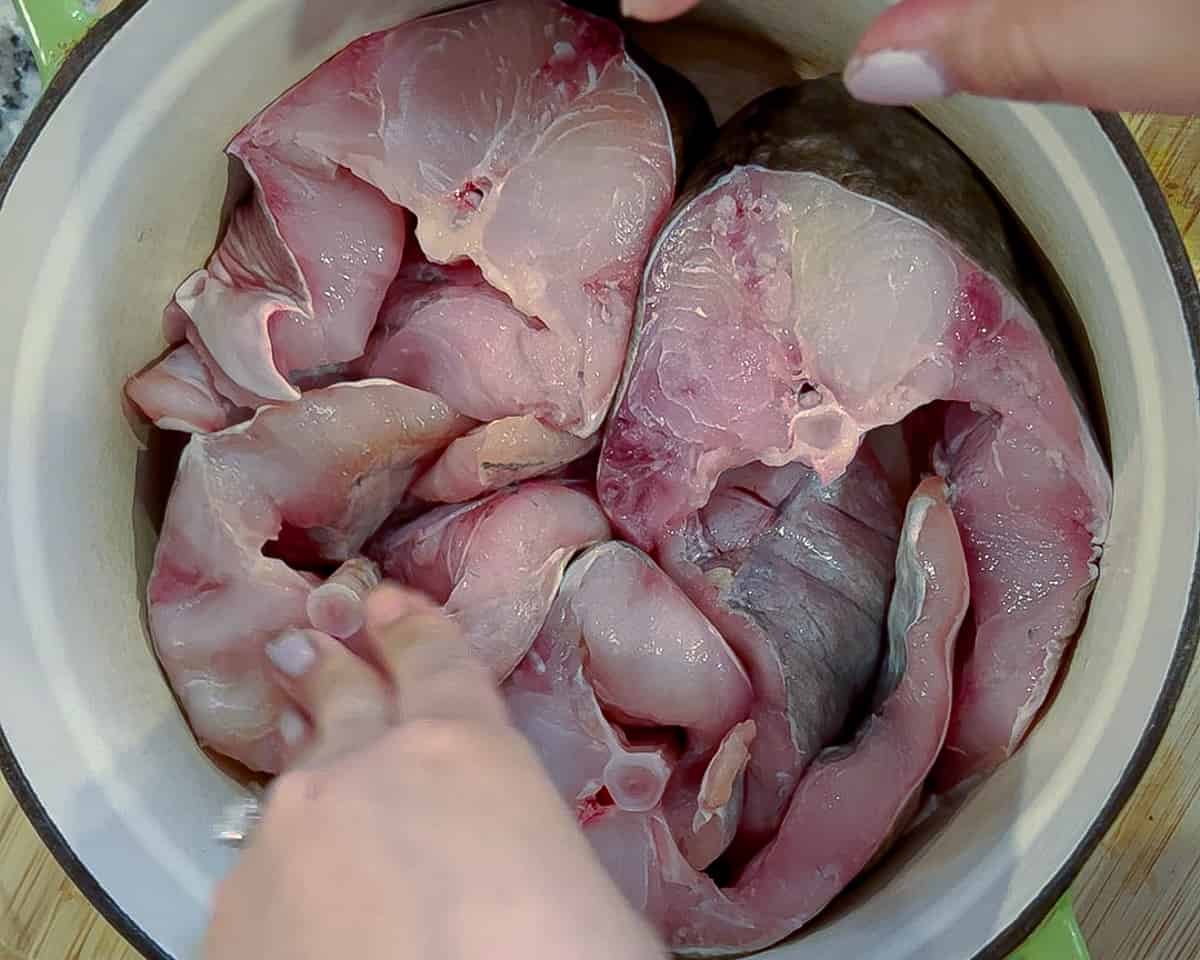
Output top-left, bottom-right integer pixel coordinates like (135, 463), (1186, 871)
(598, 80), (1110, 791)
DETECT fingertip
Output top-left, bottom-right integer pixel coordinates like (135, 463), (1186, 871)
(277, 705), (309, 752)
(265, 628), (321, 679)
(364, 583), (438, 630)
(851, 0), (962, 58)
(619, 0), (698, 23)
(844, 0), (961, 105)
(265, 626), (391, 736)
(843, 49), (952, 106)
(848, 0), (1196, 112)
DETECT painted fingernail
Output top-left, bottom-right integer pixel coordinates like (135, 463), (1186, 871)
(266, 629), (317, 677)
(278, 707), (307, 748)
(843, 50), (951, 105)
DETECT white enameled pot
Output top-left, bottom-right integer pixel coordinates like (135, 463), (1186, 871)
(1, 1), (1197, 958)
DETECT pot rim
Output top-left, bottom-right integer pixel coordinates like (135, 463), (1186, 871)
(1, 4), (1198, 959)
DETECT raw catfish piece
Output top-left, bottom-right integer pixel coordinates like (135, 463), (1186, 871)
(623, 36), (717, 173)
(535, 480), (964, 950)
(505, 541), (751, 878)
(544, 541), (755, 867)
(561, 542), (752, 741)
(658, 450), (901, 858)
(361, 257), (575, 427)
(367, 480), (611, 680)
(658, 478), (969, 956)
(190, 0), (675, 435)
(599, 78), (1111, 788)
(174, 143), (409, 403)
(147, 380), (469, 772)
(506, 604), (679, 820)
(125, 344), (245, 434)
(931, 404), (1101, 788)
(509, 478), (967, 955)
(410, 416), (598, 504)
(361, 255), (602, 500)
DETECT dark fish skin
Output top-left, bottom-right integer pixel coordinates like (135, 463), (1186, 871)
(705, 462), (900, 764)
(663, 452), (901, 865)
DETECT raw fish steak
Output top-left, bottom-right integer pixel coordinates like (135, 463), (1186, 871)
(358, 253), (609, 501)
(513, 475), (968, 955)
(128, 0), (676, 459)
(657, 450), (902, 860)
(598, 78), (1111, 792)
(504, 538), (754, 874)
(125, 344), (244, 435)
(368, 480), (611, 680)
(147, 381), (469, 773)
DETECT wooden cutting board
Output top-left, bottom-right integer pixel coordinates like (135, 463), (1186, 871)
(2, 113), (1200, 960)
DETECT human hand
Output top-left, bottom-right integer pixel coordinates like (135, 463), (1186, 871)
(203, 586), (666, 960)
(620, 0), (1200, 114)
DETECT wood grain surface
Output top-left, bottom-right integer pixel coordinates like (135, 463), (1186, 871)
(2, 114), (1199, 960)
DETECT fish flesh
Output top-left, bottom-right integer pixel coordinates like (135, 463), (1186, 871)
(132, 0), (676, 444)
(368, 480), (611, 679)
(598, 78), (1110, 791)
(511, 477), (967, 954)
(147, 380), (469, 772)
(124, 344), (244, 435)
(657, 450), (901, 861)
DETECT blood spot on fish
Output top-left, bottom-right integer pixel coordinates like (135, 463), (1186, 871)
(148, 555), (222, 606)
(949, 272), (1003, 349)
(454, 177), (491, 214)
(583, 269), (639, 305)
(537, 18), (620, 96)
(578, 787), (616, 826)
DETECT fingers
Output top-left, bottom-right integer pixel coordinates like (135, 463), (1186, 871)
(365, 586), (509, 727)
(266, 628), (391, 766)
(619, 0), (699, 23)
(620, 0), (1200, 113)
(266, 586), (509, 770)
(845, 0), (1200, 113)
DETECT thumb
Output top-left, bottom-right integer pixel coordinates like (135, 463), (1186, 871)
(844, 0), (1200, 114)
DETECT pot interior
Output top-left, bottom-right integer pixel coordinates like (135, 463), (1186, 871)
(0, 1), (1196, 958)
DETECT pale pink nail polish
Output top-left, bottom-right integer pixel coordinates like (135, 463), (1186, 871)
(278, 707), (307, 748)
(844, 50), (951, 105)
(266, 629), (316, 677)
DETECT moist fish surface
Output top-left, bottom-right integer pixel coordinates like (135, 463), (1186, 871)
(658, 450), (901, 861)
(368, 480), (612, 680)
(130, 0), (676, 448)
(147, 380), (470, 773)
(598, 77), (1111, 792)
(511, 475), (968, 955)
